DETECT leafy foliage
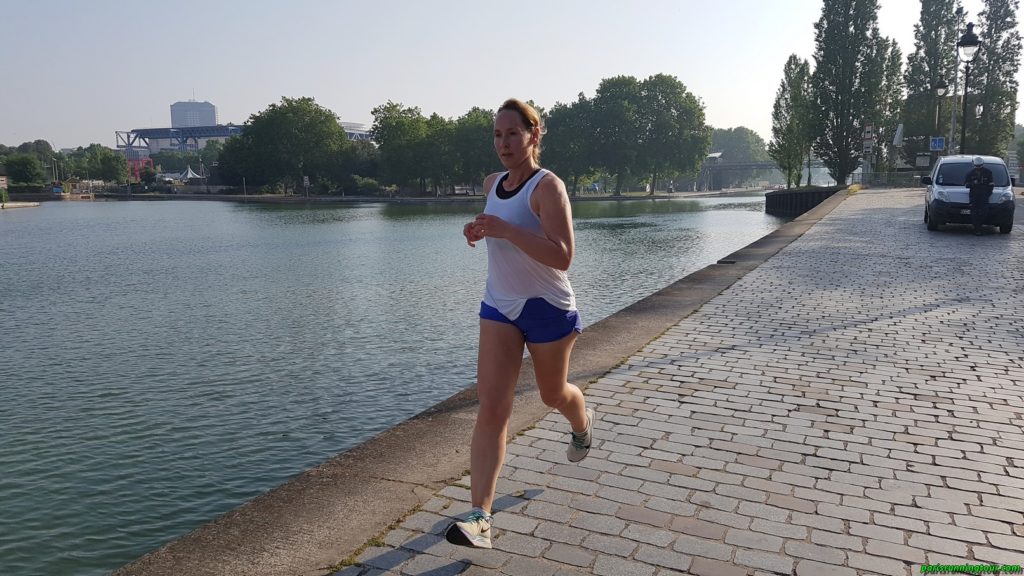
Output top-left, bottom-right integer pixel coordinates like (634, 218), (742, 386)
(4, 154), (46, 184)
(969, 0), (1022, 156)
(769, 55), (813, 188)
(217, 96), (350, 193)
(811, 0), (885, 183)
(902, 0), (961, 161)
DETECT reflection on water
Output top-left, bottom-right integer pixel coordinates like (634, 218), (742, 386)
(0, 196), (783, 575)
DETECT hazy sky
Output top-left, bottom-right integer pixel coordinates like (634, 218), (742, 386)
(2, 0), (1020, 150)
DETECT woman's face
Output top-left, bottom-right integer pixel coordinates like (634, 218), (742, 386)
(494, 110), (536, 169)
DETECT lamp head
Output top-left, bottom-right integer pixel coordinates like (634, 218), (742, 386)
(958, 23), (980, 62)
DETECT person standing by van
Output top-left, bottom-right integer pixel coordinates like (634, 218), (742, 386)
(445, 99), (594, 550)
(965, 156), (994, 236)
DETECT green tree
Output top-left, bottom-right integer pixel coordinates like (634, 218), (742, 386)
(5, 154), (46, 184)
(16, 140), (55, 165)
(811, 0), (883, 183)
(450, 107), (496, 191)
(637, 74), (710, 194)
(769, 55), (813, 188)
(215, 136), (252, 187)
(139, 166), (157, 185)
(219, 96), (349, 193)
(371, 101), (431, 193)
(425, 113), (455, 196)
(1016, 124), (1024, 175)
(544, 94), (595, 196)
(590, 76), (643, 195)
(710, 127), (768, 189)
(73, 144), (128, 182)
(862, 32), (904, 172)
(903, 0), (961, 163)
(969, 0), (1022, 156)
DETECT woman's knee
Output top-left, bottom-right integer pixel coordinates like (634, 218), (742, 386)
(538, 383), (570, 409)
(477, 397), (514, 427)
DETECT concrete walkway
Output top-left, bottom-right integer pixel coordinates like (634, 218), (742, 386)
(341, 188), (1024, 576)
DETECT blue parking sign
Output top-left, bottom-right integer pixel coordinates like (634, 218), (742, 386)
(929, 136), (945, 151)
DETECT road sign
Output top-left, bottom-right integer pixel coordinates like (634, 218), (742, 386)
(929, 136), (945, 152)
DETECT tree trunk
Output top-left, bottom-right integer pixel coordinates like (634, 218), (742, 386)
(649, 173), (657, 196)
(614, 173), (624, 196)
(805, 153), (812, 186)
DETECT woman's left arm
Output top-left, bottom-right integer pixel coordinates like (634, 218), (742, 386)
(473, 175), (574, 270)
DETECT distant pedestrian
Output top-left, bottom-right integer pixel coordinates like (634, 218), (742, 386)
(965, 156), (994, 236)
(446, 98), (594, 549)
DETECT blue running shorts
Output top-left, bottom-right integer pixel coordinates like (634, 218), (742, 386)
(479, 298), (582, 344)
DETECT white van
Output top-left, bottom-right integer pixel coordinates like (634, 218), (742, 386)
(921, 155), (1016, 234)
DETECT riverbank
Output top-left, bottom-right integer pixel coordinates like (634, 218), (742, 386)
(114, 188), (848, 576)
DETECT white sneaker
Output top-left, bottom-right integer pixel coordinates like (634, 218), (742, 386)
(567, 407), (594, 463)
(445, 509), (493, 549)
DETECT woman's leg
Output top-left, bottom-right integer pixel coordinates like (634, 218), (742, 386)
(471, 319), (525, 513)
(527, 332), (587, 433)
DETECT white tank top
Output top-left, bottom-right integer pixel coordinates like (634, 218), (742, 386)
(482, 169), (576, 320)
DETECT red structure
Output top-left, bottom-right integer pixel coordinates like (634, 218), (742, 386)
(127, 157), (154, 181)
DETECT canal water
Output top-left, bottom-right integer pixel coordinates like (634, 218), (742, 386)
(0, 196), (785, 575)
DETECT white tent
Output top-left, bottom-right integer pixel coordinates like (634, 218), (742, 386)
(180, 165), (202, 180)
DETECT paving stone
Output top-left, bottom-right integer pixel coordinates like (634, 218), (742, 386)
(796, 560), (857, 576)
(542, 543), (596, 568)
(533, 520), (589, 545)
(491, 532), (549, 557)
(592, 554), (657, 576)
(784, 541), (846, 564)
(581, 533), (638, 557)
(449, 546), (512, 569)
(688, 557), (749, 576)
(621, 523), (676, 547)
(750, 518), (807, 540)
(865, 539), (926, 563)
(570, 512), (627, 536)
(671, 516), (729, 539)
(672, 535), (735, 561)
(499, 556), (560, 576)
(733, 549), (794, 574)
(397, 554), (467, 576)
(634, 544), (694, 572)
(615, 504), (671, 527)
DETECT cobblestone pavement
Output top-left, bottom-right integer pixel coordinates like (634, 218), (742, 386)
(337, 189), (1024, 576)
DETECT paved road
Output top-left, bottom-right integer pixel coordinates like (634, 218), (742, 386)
(339, 188), (1024, 576)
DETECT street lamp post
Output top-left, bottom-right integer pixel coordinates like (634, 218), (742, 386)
(957, 22), (981, 154)
(934, 79), (948, 164)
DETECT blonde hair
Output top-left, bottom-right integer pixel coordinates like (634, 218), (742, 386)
(497, 98), (544, 163)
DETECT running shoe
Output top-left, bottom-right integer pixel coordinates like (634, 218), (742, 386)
(567, 407), (595, 463)
(445, 509), (493, 549)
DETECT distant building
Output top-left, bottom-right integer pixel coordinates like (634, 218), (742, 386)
(341, 121), (372, 142)
(171, 100), (218, 128)
(0, 165), (8, 191)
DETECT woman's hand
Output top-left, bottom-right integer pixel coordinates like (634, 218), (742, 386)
(472, 214), (512, 240)
(463, 221), (485, 247)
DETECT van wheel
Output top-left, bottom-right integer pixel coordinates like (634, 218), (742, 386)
(999, 222), (1012, 234)
(926, 210), (939, 231)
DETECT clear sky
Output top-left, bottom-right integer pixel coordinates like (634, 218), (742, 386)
(2, 0), (1020, 150)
